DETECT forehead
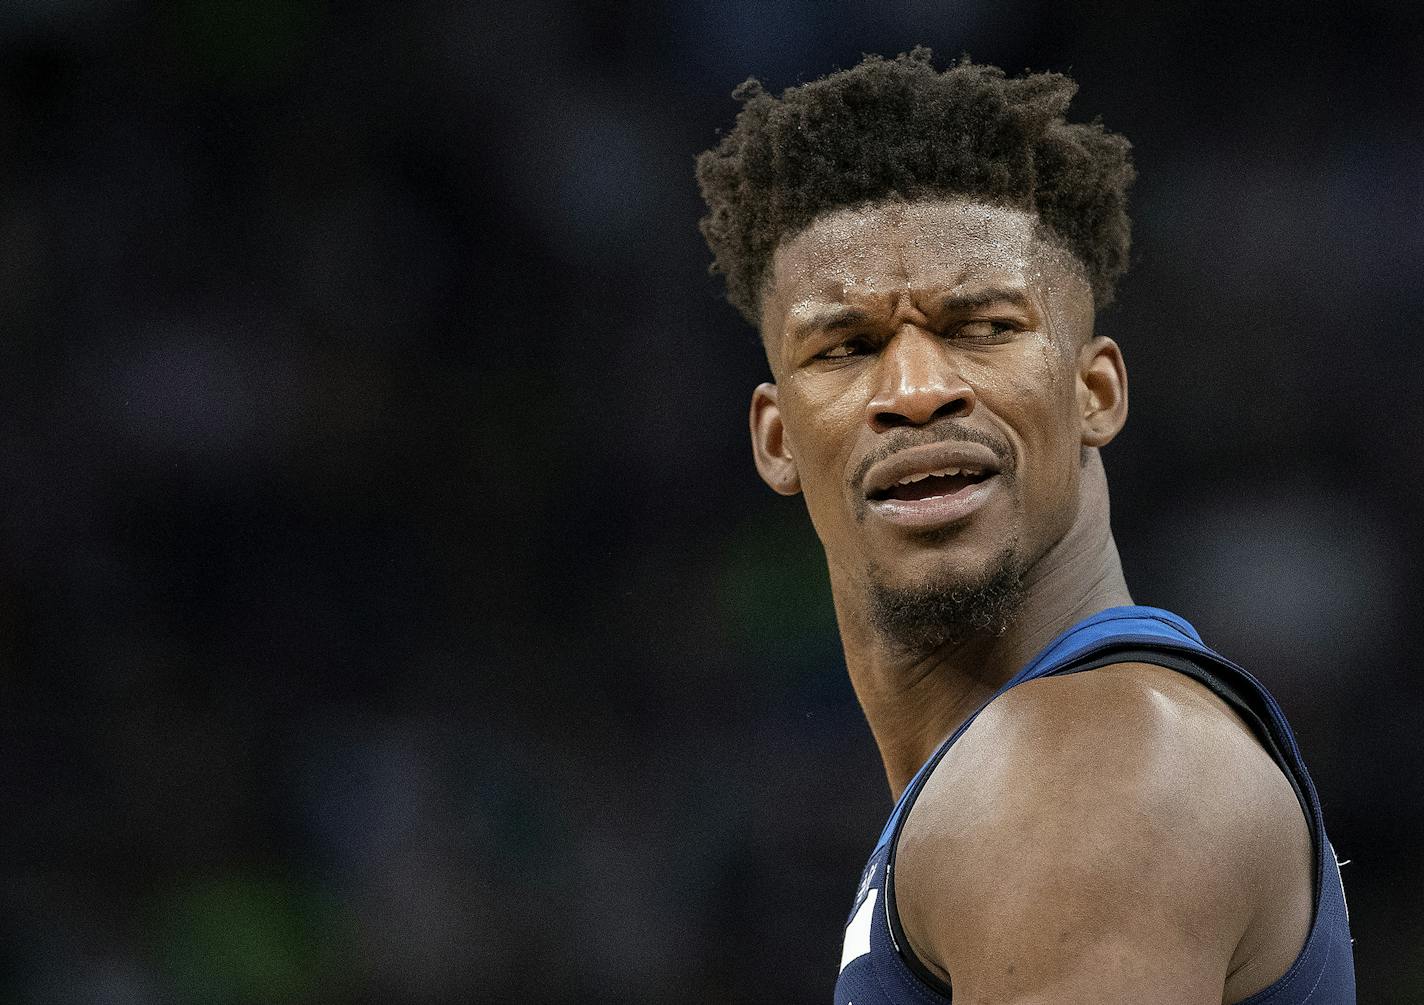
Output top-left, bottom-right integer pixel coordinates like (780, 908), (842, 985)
(762, 199), (1077, 336)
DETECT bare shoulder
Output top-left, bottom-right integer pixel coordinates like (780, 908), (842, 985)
(894, 663), (1313, 1003)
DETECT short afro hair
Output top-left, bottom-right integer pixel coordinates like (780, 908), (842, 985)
(695, 48), (1135, 327)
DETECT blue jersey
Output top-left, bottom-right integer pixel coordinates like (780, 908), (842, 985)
(834, 606), (1355, 1004)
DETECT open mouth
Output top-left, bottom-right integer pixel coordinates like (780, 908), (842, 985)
(867, 467), (992, 502)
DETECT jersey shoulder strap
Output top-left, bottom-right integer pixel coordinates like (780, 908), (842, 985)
(874, 605), (1213, 852)
(875, 606), (1354, 1005)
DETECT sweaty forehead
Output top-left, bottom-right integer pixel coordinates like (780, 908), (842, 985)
(762, 199), (1075, 337)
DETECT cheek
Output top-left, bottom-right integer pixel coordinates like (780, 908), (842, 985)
(980, 340), (1068, 424)
(782, 390), (864, 527)
(984, 343), (1081, 499)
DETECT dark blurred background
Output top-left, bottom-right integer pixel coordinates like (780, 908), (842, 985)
(1, 1), (1420, 1002)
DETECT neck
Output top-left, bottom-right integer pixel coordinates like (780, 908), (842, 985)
(831, 453), (1132, 798)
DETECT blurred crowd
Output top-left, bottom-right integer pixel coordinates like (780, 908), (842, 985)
(2, 1), (1421, 1001)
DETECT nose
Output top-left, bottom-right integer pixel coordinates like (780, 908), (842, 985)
(865, 328), (976, 432)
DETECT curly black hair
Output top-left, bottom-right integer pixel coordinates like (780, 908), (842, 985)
(695, 48), (1135, 327)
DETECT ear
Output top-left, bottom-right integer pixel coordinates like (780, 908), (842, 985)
(1077, 336), (1129, 448)
(749, 382), (801, 495)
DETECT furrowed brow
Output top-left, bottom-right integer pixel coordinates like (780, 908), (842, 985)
(932, 287), (1034, 314)
(786, 306), (874, 344)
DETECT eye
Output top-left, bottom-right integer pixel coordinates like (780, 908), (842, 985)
(817, 338), (872, 360)
(954, 319), (1017, 343)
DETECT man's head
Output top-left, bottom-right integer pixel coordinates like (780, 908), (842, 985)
(695, 51), (1135, 651)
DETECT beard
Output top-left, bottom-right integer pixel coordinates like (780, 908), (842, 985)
(865, 542), (1026, 653)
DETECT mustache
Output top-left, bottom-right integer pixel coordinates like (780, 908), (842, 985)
(849, 422), (1016, 494)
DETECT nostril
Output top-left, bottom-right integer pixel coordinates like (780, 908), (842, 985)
(872, 410), (912, 430)
(931, 397), (972, 421)
(866, 381), (976, 429)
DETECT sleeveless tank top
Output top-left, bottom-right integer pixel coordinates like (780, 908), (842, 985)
(833, 606), (1355, 1004)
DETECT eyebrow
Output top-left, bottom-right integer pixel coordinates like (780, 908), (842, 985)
(785, 306), (875, 344)
(929, 286), (1035, 314)
(785, 287), (1035, 343)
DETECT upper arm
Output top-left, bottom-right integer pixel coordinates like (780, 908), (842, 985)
(893, 665), (1300, 1004)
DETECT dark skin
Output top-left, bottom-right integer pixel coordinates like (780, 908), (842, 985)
(749, 199), (1313, 1003)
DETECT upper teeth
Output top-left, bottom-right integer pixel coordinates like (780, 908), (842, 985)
(895, 467), (977, 486)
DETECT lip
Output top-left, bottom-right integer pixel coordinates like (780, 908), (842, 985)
(867, 474), (999, 529)
(862, 441), (1002, 499)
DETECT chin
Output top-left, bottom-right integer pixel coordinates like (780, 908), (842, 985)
(865, 543), (1025, 652)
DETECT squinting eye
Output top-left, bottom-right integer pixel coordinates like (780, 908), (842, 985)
(956, 320), (1015, 341)
(819, 340), (869, 360)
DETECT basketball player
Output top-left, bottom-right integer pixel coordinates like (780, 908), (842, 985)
(695, 51), (1354, 1003)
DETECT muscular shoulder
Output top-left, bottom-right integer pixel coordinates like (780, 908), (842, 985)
(894, 663), (1311, 1002)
